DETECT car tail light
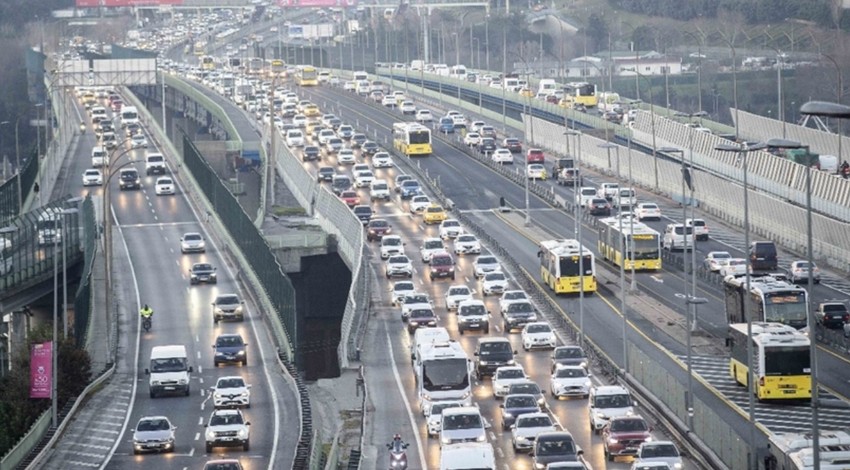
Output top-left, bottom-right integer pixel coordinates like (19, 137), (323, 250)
(759, 377), (765, 387)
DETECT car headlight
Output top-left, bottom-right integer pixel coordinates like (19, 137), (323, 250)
(237, 351), (245, 356)
(674, 464), (683, 470)
(579, 361), (587, 369)
(423, 394), (431, 401)
(151, 380), (161, 386)
(206, 430), (215, 440)
(645, 436), (652, 442)
(441, 436), (451, 444)
(241, 392), (249, 398)
(478, 360), (488, 365)
(503, 412), (513, 418)
(179, 378), (188, 385)
(461, 391), (470, 400)
(608, 437), (618, 444)
(476, 435), (486, 442)
(238, 428), (249, 439)
(506, 359), (515, 365)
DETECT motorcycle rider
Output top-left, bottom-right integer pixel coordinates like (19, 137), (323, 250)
(140, 304), (153, 324)
(841, 161), (850, 179)
(387, 434), (408, 468)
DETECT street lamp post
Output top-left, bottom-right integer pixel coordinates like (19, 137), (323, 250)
(566, 130), (585, 346)
(61, 199), (82, 338)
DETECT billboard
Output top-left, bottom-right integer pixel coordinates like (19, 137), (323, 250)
(29, 342), (52, 399)
(277, 0), (357, 7)
(76, 0), (184, 7)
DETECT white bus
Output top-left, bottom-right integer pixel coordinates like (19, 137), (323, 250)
(415, 341), (472, 413)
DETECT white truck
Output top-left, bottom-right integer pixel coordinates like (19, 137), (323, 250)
(144, 345), (193, 398)
(36, 208), (63, 246)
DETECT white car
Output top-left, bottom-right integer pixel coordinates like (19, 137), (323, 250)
(82, 169), (103, 186)
(426, 401), (464, 436)
(720, 258), (747, 277)
(385, 255), (413, 278)
(704, 251), (732, 272)
(400, 101), (417, 115)
(576, 187), (598, 207)
(420, 237), (446, 263)
(511, 412), (558, 453)
(391, 280), (415, 306)
(180, 232), (206, 253)
(527, 163), (547, 179)
(521, 322), (557, 350)
(291, 114), (307, 127)
(317, 129), (337, 145)
(469, 121), (486, 133)
(337, 149), (356, 165)
(439, 219), (463, 239)
(211, 376), (251, 408)
(491, 148), (514, 164)
(380, 235), (405, 259)
(409, 195), (431, 213)
(550, 365), (591, 399)
(204, 409), (250, 453)
(463, 132), (482, 146)
(415, 109), (433, 123)
(400, 293), (432, 321)
(454, 234), (481, 255)
(372, 152), (393, 168)
(381, 95), (397, 107)
(343, 81), (357, 91)
(352, 163), (370, 174)
(132, 416), (176, 455)
(130, 133), (148, 148)
(493, 365), (528, 398)
(285, 130), (305, 147)
(155, 176), (176, 195)
(499, 290), (529, 313)
(633, 202), (661, 221)
(473, 255), (501, 278)
(444, 285), (473, 310)
(634, 442), (684, 470)
(370, 179), (391, 201)
(354, 170), (375, 188)
(481, 271), (508, 296)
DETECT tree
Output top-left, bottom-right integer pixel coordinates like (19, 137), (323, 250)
(585, 13), (610, 54)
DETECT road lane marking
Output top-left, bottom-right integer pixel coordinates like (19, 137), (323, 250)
(385, 328), (427, 470)
(120, 221), (197, 228)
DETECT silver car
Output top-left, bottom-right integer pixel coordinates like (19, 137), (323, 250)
(133, 416), (176, 454)
(180, 232), (206, 253)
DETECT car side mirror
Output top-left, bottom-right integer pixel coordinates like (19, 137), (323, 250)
(473, 352), (479, 356)
(499, 404), (504, 408)
(144, 368), (150, 375)
(577, 449), (584, 456)
(188, 366), (194, 373)
(203, 424), (208, 428)
(246, 384), (252, 389)
(513, 350), (518, 355)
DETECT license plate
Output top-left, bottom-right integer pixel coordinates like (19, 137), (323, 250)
(469, 324), (479, 328)
(164, 386), (175, 390)
(784, 389), (796, 394)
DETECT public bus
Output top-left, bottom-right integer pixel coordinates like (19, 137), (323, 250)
(200, 55), (215, 70)
(392, 122), (432, 156)
(538, 239), (596, 294)
(597, 217), (662, 270)
(270, 59), (286, 77)
(415, 341), (473, 413)
(562, 82), (598, 108)
(724, 275), (809, 329)
(193, 41), (207, 56)
(247, 57), (264, 75)
(727, 322), (811, 400)
(295, 66), (319, 86)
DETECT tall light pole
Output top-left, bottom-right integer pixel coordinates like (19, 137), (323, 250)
(819, 54), (843, 168)
(682, 30), (704, 113)
(61, 200), (82, 338)
(718, 35), (739, 139)
(0, 121), (8, 178)
(566, 130), (584, 346)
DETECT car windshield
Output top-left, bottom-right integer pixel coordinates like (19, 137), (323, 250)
(595, 393), (631, 408)
(432, 256), (452, 266)
(527, 324), (551, 334)
(401, 181), (419, 188)
(410, 309), (433, 319)
(216, 336), (243, 347)
(431, 403), (461, 415)
(478, 257), (497, 265)
(497, 369), (524, 379)
(555, 368), (586, 378)
(388, 256), (409, 264)
(460, 304), (486, 315)
(449, 287), (470, 296)
(137, 419), (170, 432)
(426, 207), (443, 213)
(458, 235), (476, 242)
(506, 395), (537, 408)
(712, 252), (731, 259)
(555, 347), (584, 359)
(184, 234), (202, 241)
(443, 221), (460, 228)
(370, 220), (389, 228)
(537, 438), (575, 456)
(518, 416), (552, 428)
(425, 240), (443, 249)
(210, 413), (243, 426)
(194, 264), (213, 271)
(383, 238), (402, 246)
(442, 414), (482, 430)
(406, 295), (428, 304)
(510, 383), (540, 394)
(611, 418), (648, 432)
(219, 378), (245, 388)
(216, 295), (239, 306)
(486, 273), (506, 281)
(479, 342), (511, 355)
(504, 292), (526, 300)
(642, 444), (679, 458)
(508, 303), (533, 313)
(150, 357), (187, 373)
(394, 282), (414, 292)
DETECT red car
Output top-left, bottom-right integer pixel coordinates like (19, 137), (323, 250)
(503, 138), (523, 153)
(526, 148), (545, 164)
(339, 190), (360, 207)
(602, 415), (652, 461)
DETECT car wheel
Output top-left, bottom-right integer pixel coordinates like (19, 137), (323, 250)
(243, 358), (248, 366)
(205, 443), (212, 453)
(133, 449), (140, 455)
(185, 387), (190, 396)
(243, 440), (250, 451)
(459, 328), (464, 335)
(605, 448), (612, 461)
(150, 390), (156, 399)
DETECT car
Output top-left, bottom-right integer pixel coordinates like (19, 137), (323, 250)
(503, 137), (523, 153)
(440, 407), (486, 447)
(370, 179), (390, 203)
(400, 101), (416, 115)
(82, 169), (103, 186)
(381, 95), (397, 107)
(292, 114), (307, 127)
(463, 132), (482, 146)
(212, 294), (245, 323)
(339, 190), (360, 207)
(454, 234), (481, 255)
(457, 299), (490, 334)
(527, 163), (547, 179)
(789, 260), (821, 284)
(511, 412), (557, 453)
(354, 170), (375, 188)
(685, 217), (709, 241)
(189, 263), (217, 285)
(423, 205), (448, 225)
(633, 202), (661, 221)
(575, 187), (599, 208)
(132, 416), (176, 454)
(719, 258), (747, 277)
(353, 163), (370, 174)
(600, 182), (620, 200)
(481, 271), (508, 296)
(507, 380), (547, 407)
(703, 251), (732, 272)
(352, 204), (373, 224)
(532, 432), (583, 468)
(211, 376), (251, 409)
(366, 218), (392, 242)
(317, 166), (335, 182)
(438, 117), (455, 133)
(602, 415), (652, 461)
(429, 251), (456, 280)
(426, 401), (464, 437)
(213, 333), (248, 366)
(394, 174), (413, 192)
(343, 81), (357, 91)
(587, 197), (611, 216)
(407, 307), (438, 333)
(589, 385), (635, 433)
(479, 138), (497, 154)
(445, 285), (473, 310)
(380, 235), (405, 259)
(470, 121), (486, 133)
(415, 109), (433, 123)
(503, 301), (538, 331)
(118, 168), (141, 190)
(370, 90), (384, 102)
(491, 148), (514, 164)
(493, 365), (529, 397)
(634, 441), (684, 469)
(154, 176), (175, 195)
(400, 292), (433, 321)
(385, 255), (413, 278)
(204, 409), (251, 453)
(325, 138), (344, 153)
(526, 148), (545, 163)
(372, 152), (393, 168)
(499, 290), (528, 312)
(522, 322), (556, 350)
(551, 365), (591, 399)
(337, 148), (356, 164)
(399, 180), (422, 199)
(361, 141), (380, 156)
(391, 280), (416, 307)
(409, 195), (432, 213)
(629, 462), (672, 470)
(815, 302), (849, 329)
(419, 237), (446, 263)
(303, 145), (321, 161)
(349, 133), (367, 148)
(501, 394), (541, 430)
(131, 133), (148, 148)
(551, 346), (588, 372)
(474, 256), (501, 278)
(336, 125), (354, 140)
(439, 219), (463, 239)
(180, 232), (206, 253)
(474, 337), (516, 378)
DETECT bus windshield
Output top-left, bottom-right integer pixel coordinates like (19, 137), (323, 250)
(764, 346), (810, 375)
(558, 254), (593, 276)
(409, 131), (429, 144)
(302, 68), (317, 80)
(763, 293), (807, 325)
(630, 237), (659, 260)
(422, 358), (469, 392)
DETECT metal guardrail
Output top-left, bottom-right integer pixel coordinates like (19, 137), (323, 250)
(0, 409), (51, 469)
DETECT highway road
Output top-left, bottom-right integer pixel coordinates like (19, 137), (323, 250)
(41, 89), (298, 470)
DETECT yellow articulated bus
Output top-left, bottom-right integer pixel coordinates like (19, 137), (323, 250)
(560, 82), (598, 108)
(295, 65), (318, 86)
(538, 239), (596, 294)
(200, 56), (215, 70)
(597, 217), (661, 270)
(728, 322), (811, 400)
(392, 122), (432, 156)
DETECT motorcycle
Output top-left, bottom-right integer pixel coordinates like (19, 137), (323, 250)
(142, 316), (152, 332)
(387, 439), (409, 469)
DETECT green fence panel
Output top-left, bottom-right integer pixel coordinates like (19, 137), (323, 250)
(74, 196), (96, 347)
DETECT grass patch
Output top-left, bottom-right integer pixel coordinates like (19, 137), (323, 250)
(272, 206), (307, 216)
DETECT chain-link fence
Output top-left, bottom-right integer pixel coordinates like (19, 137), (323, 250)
(73, 196), (97, 348)
(0, 151), (37, 222)
(182, 134), (298, 358)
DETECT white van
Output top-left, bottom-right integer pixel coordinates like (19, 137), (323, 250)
(285, 129), (305, 147)
(616, 187), (636, 209)
(410, 326), (450, 362)
(353, 71), (368, 82)
(440, 442), (495, 470)
(503, 78), (519, 92)
(538, 78), (558, 94)
(819, 154), (839, 173)
(355, 80), (371, 95)
(145, 345), (193, 398)
(91, 146), (108, 167)
(121, 106), (139, 128)
(90, 106), (108, 123)
(145, 152), (167, 175)
(663, 223), (695, 251)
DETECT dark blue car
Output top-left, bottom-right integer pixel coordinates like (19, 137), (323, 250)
(399, 180), (422, 199)
(439, 117), (455, 134)
(213, 333), (248, 366)
(501, 394), (542, 430)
